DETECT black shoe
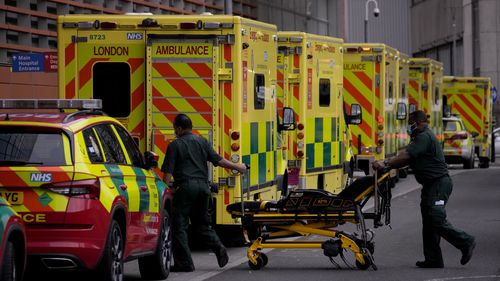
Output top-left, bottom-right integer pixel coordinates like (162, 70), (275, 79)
(416, 261), (444, 268)
(170, 264), (195, 272)
(215, 246), (229, 268)
(461, 239), (476, 265)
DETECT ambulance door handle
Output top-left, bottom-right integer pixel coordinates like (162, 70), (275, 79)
(119, 184), (128, 191)
(140, 185), (148, 192)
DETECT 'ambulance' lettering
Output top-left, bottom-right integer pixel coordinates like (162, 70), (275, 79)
(155, 45), (209, 56)
(21, 213), (46, 223)
(344, 63), (366, 71)
(93, 46), (129, 56)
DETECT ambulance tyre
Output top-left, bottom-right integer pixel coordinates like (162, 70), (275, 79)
(355, 255), (371, 270)
(97, 220), (124, 281)
(479, 157), (489, 168)
(139, 209), (172, 280)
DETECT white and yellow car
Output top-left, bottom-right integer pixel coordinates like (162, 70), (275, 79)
(443, 116), (477, 169)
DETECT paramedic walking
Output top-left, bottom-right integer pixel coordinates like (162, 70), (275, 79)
(162, 114), (247, 272)
(372, 110), (475, 268)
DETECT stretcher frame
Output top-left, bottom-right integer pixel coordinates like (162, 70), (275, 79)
(228, 171), (392, 270)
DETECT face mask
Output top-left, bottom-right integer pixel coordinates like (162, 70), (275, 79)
(407, 122), (417, 135)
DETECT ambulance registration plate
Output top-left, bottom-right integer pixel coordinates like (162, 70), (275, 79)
(0, 192), (23, 205)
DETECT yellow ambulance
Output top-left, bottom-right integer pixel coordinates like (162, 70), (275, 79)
(343, 44), (405, 176)
(57, 14), (293, 230)
(276, 32), (359, 194)
(408, 58), (445, 143)
(443, 76), (494, 168)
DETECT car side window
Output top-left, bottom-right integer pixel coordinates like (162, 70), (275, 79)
(94, 124), (127, 164)
(83, 128), (104, 163)
(114, 125), (144, 167)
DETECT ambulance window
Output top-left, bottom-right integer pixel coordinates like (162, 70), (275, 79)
(434, 87), (440, 105)
(401, 83), (406, 99)
(93, 124), (127, 165)
(319, 78), (330, 107)
(93, 62), (131, 118)
(83, 128), (104, 163)
(114, 125), (144, 167)
(254, 74), (265, 110)
(409, 104), (416, 113)
(388, 81), (394, 104)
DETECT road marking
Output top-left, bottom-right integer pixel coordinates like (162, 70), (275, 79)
(189, 248), (274, 281)
(425, 276), (500, 281)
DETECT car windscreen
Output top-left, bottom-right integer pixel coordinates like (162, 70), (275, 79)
(443, 120), (458, 132)
(0, 130), (70, 166)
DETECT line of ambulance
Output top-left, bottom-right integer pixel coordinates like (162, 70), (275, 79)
(56, 14), (495, 231)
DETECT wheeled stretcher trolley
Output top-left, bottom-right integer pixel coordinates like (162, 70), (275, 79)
(226, 170), (392, 270)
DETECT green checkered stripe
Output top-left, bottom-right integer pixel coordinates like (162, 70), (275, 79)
(305, 117), (341, 170)
(242, 121), (276, 187)
(385, 111), (396, 156)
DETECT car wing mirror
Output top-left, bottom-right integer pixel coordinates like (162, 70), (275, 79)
(144, 151), (159, 169)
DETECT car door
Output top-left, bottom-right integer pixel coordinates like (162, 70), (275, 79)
(91, 123), (144, 255)
(113, 124), (161, 250)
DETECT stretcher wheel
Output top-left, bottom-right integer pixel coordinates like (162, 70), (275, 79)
(355, 255), (371, 270)
(260, 253), (268, 266)
(248, 255), (265, 270)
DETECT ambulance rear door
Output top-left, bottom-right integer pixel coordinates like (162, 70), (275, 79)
(146, 35), (218, 179)
(75, 29), (147, 151)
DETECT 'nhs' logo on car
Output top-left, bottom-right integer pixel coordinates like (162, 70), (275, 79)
(30, 173), (52, 182)
(127, 32), (143, 40)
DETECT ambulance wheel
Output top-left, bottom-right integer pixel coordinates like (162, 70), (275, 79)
(248, 256), (265, 270)
(479, 158), (489, 168)
(139, 209), (172, 280)
(355, 255), (371, 270)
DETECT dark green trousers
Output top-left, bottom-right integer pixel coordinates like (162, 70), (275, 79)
(172, 179), (223, 267)
(420, 175), (474, 265)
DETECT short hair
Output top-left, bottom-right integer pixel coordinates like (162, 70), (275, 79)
(409, 110), (428, 122)
(174, 114), (192, 130)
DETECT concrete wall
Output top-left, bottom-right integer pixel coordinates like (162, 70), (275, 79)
(345, 0), (411, 54)
(256, 0), (340, 37)
(0, 66), (57, 98)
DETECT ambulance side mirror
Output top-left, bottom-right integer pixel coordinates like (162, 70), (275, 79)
(279, 107), (296, 131)
(348, 104), (362, 125)
(397, 102), (407, 120)
(443, 104), (451, 118)
(144, 151), (159, 169)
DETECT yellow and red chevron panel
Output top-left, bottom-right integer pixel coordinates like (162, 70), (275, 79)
(445, 89), (483, 134)
(150, 42), (214, 170)
(63, 31), (148, 151)
(343, 60), (376, 155)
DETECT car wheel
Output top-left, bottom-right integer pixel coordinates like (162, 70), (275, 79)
(97, 220), (124, 281)
(139, 209), (172, 280)
(1, 241), (18, 281)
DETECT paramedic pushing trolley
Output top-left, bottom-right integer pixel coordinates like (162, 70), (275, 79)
(162, 114), (247, 272)
(372, 110), (475, 268)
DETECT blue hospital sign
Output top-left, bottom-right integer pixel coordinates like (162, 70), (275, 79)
(12, 53), (45, 72)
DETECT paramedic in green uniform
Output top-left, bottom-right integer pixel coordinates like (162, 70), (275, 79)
(372, 110), (475, 268)
(162, 114), (247, 272)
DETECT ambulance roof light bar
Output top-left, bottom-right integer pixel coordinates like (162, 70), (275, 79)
(0, 99), (102, 110)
